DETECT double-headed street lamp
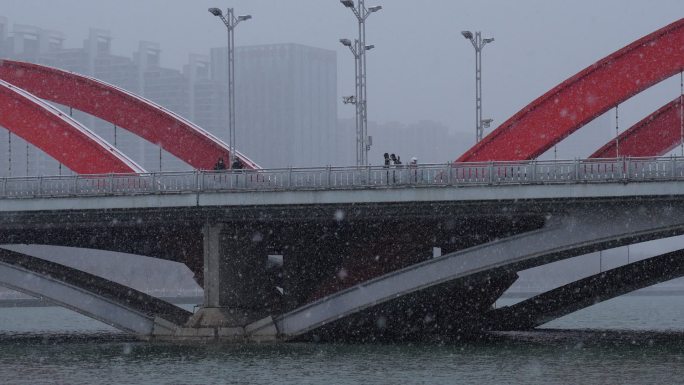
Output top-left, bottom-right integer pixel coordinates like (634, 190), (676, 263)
(462, 30), (494, 143)
(339, 0), (381, 167)
(209, 7), (252, 168)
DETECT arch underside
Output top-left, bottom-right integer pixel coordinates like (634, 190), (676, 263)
(457, 18), (684, 162)
(0, 248), (191, 336)
(0, 60), (260, 171)
(253, 200), (684, 341)
(486, 248), (684, 330)
(0, 79), (144, 174)
(590, 97), (683, 158)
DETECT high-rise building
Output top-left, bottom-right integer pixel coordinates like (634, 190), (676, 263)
(211, 43), (337, 168)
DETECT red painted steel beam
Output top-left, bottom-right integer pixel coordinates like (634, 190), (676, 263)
(0, 80), (144, 174)
(0, 60), (260, 170)
(457, 18), (684, 162)
(590, 97), (683, 158)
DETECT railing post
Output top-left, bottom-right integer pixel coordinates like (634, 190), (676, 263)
(367, 165), (371, 187)
(447, 162), (452, 185)
(109, 173), (114, 193)
(531, 160), (537, 183)
(288, 167), (292, 188)
(38, 176), (43, 197)
(574, 159), (580, 181)
(327, 165), (332, 188)
(488, 162), (494, 184)
(672, 156), (677, 179)
(151, 172), (156, 193)
(73, 175), (78, 195)
(624, 157), (630, 181)
(1, 177), (6, 198)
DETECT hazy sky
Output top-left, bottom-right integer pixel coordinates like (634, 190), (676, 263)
(2, 0), (683, 140)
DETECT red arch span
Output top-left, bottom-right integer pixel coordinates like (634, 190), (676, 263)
(0, 60), (260, 170)
(0, 79), (144, 174)
(590, 97), (683, 158)
(457, 18), (684, 162)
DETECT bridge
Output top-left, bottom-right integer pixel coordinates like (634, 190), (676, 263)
(1, 158), (684, 341)
(0, 18), (682, 341)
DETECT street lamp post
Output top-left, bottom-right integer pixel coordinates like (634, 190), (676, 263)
(462, 30), (494, 143)
(209, 7), (251, 168)
(340, 0), (381, 166)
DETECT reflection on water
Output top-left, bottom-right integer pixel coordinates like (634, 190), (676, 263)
(1, 295), (684, 385)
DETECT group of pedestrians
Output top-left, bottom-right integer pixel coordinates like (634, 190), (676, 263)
(213, 157), (243, 170)
(383, 153), (418, 168)
(382, 152), (420, 183)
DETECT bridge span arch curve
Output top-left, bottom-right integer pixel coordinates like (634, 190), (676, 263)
(0, 248), (191, 337)
(590, 97), (683, 158)
(487, 248), (684, 330)
(0, 60), (260, 171)
(457, 18), (684, 163)
(0, 79), (144, 174)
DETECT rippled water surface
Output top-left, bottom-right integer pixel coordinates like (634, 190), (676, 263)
(2, 295), (684, 384)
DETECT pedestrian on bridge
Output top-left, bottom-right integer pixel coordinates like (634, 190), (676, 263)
(214, 157), (226, 171)
(231, 158), (243, 170)
(410, 157), (418, 183)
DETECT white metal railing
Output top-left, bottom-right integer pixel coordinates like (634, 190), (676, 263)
(2, 156), (684, 199)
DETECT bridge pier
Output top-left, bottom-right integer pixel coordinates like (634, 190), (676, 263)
(182, 223), (280, 341)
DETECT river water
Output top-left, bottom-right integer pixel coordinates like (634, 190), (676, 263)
(2, 295), (684, 384)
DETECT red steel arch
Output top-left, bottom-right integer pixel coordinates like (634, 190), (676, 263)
(0, 79), (144, 174)
(0, 60), (260, 170)
(590, 97), (683, 158)
(457, 18), (684, 162)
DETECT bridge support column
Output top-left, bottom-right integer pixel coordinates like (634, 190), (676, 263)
(183, 223), (279, 341)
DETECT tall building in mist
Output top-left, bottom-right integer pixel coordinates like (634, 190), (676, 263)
(210, 43), (337, 168)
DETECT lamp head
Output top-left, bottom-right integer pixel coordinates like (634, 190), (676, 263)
(483, 38), (495, 44)
(208, 8), (223, 16)
(365, 44), (375, 51)
(339, 38), (352, 47)
(461, 31), (473, 40)
(368, 6), (382, 12)
(238, 15), (252, 21)
(341, 0), (355, 8)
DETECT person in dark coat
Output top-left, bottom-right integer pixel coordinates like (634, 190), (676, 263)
(231, 158), (243, 170)
(383, 153), (391, 168)
(214, 157), (226, 170)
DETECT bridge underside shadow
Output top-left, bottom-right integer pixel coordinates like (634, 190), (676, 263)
(485, 249), (684, 331)
(261, 199), (684, 342)
(296, 269), (518, 343)
(0, 248), (192, 337)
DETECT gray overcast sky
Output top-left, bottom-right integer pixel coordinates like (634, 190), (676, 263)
(2, 0), (683, 138)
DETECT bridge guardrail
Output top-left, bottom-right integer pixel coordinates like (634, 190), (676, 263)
(2, 156), (684, 199)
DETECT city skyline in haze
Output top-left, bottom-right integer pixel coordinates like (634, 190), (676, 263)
(2, 0), (683, 155)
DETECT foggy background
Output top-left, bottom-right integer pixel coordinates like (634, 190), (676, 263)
(0, 1), (684, 298)
(3, 0), (684, 164)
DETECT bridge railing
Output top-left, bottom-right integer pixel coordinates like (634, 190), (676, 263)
(3, 156), (684, 198)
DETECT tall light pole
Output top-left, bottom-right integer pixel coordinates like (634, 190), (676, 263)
(340, 0), (381, 166)
(462, 30), (494, 143)
(209, 7), (252, 168)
